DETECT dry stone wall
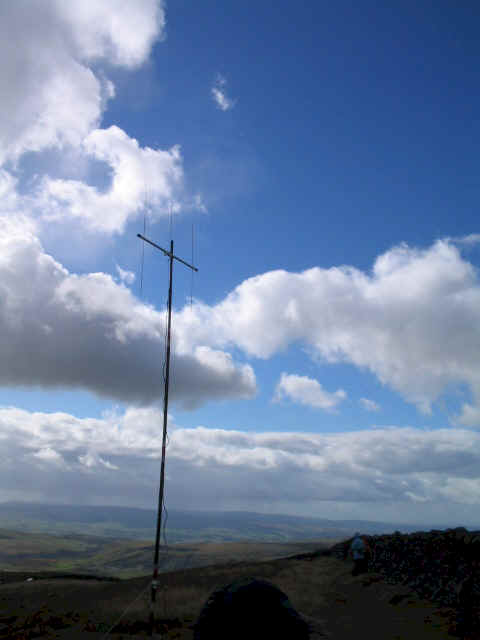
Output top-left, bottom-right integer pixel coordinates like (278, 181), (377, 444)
(329, 527), (480, 610)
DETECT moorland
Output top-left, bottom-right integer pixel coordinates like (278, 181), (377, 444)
(0, 504), (473, 638)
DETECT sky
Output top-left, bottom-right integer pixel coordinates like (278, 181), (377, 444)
(2, 0), (480, 528)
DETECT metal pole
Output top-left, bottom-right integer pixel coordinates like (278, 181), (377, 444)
(149, 240), (174, 637)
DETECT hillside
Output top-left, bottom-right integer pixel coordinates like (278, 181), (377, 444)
(0, 553), (458, 639)
(0, 529), (475, 638)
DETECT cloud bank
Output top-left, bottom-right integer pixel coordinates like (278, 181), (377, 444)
(2, 405), (480, 525)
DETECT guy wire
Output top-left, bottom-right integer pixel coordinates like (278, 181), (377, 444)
(169, 201), (174, 242)
(101, 581), (151, 638)
(139, 211), (147, 299)
(190, 223), (194, 310)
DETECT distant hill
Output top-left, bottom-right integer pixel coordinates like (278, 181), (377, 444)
(0, 501), (441, 542)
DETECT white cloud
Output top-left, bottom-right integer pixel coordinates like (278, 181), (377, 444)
(360, 398), (380, 412)
(274, 373), (346, 411)
(78, 451), (118, 470)
(212, 88), (234, 111)
(57, 0), (164, 69)
(449, 233), (480, 246)
(32, 447), (67, 469)
(38, 126), (184, 234)
(0, 0), (164, 165)
(116, 264), (136, 285)
(211, 74), (235, 111)
(0, 1), (194, 237)
(2, 405), (480, 524)
(0, 217), (255, 407)
(455, 403), (480, 428)
(174, 239), (480, 423)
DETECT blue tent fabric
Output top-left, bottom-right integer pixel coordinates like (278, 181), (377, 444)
(194, 577), (310, 640)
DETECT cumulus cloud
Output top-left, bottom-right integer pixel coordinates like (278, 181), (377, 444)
(0, 217), (255, 407)
(274, 373), (346, 411)
(2, 405), (480, 524)
(38, 126), (184, 234)
(360, 398), (380, 412)
(0, 0), (163, 165)
(174, 239), (480, 424)
(211, 74), (235, 111)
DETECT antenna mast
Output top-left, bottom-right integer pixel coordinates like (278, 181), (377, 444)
(137, 233), (198, 637)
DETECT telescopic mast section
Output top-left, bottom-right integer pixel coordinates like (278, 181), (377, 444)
(136, 233), (198, 637)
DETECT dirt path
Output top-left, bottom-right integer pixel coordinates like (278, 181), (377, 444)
(312, 557), (458, 639)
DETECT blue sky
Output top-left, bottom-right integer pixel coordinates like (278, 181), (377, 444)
(1, 1), (480, 527)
